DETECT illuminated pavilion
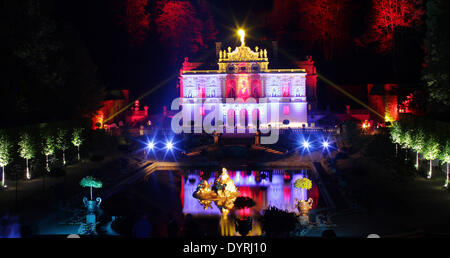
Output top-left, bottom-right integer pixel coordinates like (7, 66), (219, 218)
(178, 29), (318, 132)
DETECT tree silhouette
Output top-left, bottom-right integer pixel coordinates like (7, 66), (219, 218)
(422, 0), (450, 107)
(0, 1), (105, 127)
(298, 0), (353, 60)
(260, 206), (298, 237)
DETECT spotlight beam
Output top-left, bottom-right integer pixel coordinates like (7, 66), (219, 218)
(269, 42), (385, 121)
(317, 74), (384, 120)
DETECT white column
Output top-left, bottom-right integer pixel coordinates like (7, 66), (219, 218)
(225, 108), (234, 133)
(248, 108), (256, 133)
(236, 108), (243, 133)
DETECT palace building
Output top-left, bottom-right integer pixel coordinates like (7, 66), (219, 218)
(178, 30), (317, 132)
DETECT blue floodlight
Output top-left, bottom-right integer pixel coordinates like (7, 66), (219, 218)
(166, 141), (174, 150)
(302, 141), (310, 149)
(147, 141), (155, 150)
(322, 141), (329, 148)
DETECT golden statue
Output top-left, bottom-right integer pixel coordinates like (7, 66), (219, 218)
(192, 168), (240, 217)
(197, 180), (213, 195)
(215, 168), (239, 198)
(199, 199), (213, 210)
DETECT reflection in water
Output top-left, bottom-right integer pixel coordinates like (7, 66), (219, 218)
(181, 169), (319, 236)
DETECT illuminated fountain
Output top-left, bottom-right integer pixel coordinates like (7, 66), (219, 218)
(193, 168), (240, 218)
(184, 169), (317, 235)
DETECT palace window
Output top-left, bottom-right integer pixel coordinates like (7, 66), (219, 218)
(282, 84), (290, 97)
(198, 87), (205, 98)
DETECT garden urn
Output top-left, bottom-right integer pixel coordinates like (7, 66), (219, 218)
(296, 198), (314, 217)
(83, 197), (102, 214)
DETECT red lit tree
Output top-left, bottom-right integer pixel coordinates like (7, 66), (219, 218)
(194, 0), (218, 43)
(267, 0), (353, 60)
(155, 0), (217, 62)
(356, 0), (424, 53)
(156, 1), (202, 49)
(298, 0), (353, 60)
(115, 0), (150, 46)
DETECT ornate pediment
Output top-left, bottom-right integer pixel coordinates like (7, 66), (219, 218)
(218, 29), (268, 63)
(220, 46), (267, 62)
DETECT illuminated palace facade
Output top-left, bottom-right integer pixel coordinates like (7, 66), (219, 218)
(179, 31), (317, 132)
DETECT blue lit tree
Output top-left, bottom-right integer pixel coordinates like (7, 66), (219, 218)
(0, 131), (12, 187)
(18, 132), (35, 180)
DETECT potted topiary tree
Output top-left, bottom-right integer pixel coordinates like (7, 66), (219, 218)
(293, 177), (313, 224)
(80, 176), (102, 235)
(80, 176), (102, 213)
